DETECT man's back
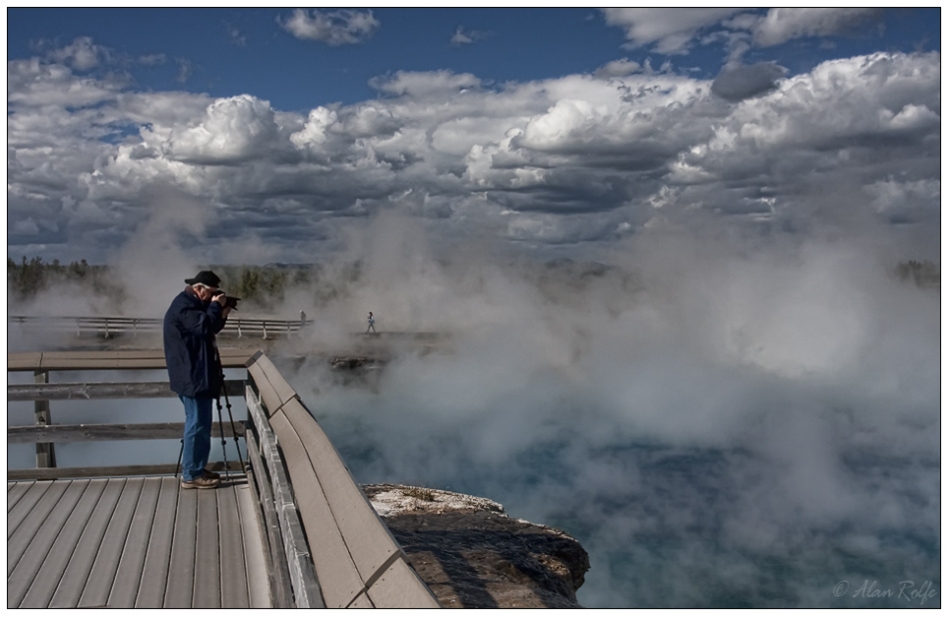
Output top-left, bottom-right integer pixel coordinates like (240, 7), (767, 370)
(163, 289), (224, 397)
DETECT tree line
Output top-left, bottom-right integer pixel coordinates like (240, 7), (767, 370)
(8, 256), (938, 311)
(7, 258), (356, 311)
(7, 257), (123, 303)
(895, 260), (940, 288)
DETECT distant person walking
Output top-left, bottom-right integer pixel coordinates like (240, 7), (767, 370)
(163, 270), (233, 490)
(366, 311), (376, 334)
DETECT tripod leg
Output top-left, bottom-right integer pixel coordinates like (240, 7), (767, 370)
(219, 365), (245, 473)
(216, 397), (229, 479)
(175, 438), (184, 479)
(223, 396), (245, 472)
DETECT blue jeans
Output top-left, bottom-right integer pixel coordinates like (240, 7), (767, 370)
(180, 395), (213, 481)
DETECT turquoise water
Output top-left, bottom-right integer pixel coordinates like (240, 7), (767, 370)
(294, 347), (940, 609)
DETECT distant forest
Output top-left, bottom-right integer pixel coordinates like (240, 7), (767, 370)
(894, 259), (941, 288)
(7, 257), (124, 303)
(7, 257), (357, 310)
(7, 256), (940, 308)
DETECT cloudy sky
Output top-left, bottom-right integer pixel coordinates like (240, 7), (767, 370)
(6, 8), (941, 265)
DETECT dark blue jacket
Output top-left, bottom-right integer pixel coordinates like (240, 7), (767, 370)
(163, 289), (227, 397)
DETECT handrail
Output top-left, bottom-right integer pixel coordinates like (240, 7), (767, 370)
(245, 353), (441, 608)
(244, 384), (323, 608)
(9, 315), (311, 339)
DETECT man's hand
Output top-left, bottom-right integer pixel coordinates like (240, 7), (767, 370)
(211, 292), (232, 318)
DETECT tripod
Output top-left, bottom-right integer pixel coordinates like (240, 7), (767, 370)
(214, 350), (245, 478)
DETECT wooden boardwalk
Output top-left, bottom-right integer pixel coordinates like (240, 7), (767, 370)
(7, 349), (440, 609)
(7, 475), (270, 608)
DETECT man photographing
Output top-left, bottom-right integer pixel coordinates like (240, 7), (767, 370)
(163, 270), (233, 489)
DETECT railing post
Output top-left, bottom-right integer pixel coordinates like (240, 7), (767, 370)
(33, 370), (56, 468)
(104, 318), (110, 339)
(262, 321), (268, 340)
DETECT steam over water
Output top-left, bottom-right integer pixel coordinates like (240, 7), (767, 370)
(281, 225), (940, 608)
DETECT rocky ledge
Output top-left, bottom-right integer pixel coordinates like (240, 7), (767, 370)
(362, 484), (590, 608)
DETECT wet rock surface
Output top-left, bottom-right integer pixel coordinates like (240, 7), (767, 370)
(362, 484), (590, 608)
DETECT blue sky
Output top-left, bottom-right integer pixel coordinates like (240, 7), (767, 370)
(9, 8), (939, 111)
(6, 8), (942, 265)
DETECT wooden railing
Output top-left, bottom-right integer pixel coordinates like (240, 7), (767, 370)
(244, 352), (440, 608)
(7, 349), (440, 609)
(9, 315), (310, 340)
(7, 349), (253, 478)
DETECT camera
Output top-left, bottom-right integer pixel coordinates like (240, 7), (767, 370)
(216, 291), (241, 310)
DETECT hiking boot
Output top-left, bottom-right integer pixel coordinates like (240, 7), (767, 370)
(181, 475), (220, 490)
(202, 469), (221, 480)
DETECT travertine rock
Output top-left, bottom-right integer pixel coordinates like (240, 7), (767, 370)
(363, 484), (590, 609)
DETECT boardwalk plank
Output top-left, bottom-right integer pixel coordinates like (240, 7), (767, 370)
(218, 484), (250, 608)
(8, 349), (253, 371)
(107, 476), (162, 608)
(282, 400), (400, 581)
(8, 480), (53, 538)
(235, 481), (272, 608)
(7, 480), (36, 513)
(135, 477), (179, 608)
(349, 591), (375, 608)
(367, 558), (442, 608)
(78, 477), (144, 607)
(8, 480), (68, 574)
(164, 484), (197, 608)
(49, 478), (126, 608)
(193, 489), (222, 608)
(18, 479), (107, 608)
(8, 480), (89, 608)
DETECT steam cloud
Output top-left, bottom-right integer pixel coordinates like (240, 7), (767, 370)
(280, 214), (939, 608)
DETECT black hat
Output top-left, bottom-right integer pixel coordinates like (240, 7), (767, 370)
(185, 270), (221, 287)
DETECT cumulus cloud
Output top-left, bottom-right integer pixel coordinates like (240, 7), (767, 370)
(594, 58), (642, 79)
(752, 8), (883, 47)
(601, 8), (745, 54)
(6, 35), (940, 264)
(290, 106), (339, 150)
(163, 94), (280, 165)
(602, 8), (885, 58)
(7, 57), (122, 108)
(711, 61), (787, 102)
(279, 9), (380, 45)
(49, 36), (107, 70)
(369, 70), (482, 98)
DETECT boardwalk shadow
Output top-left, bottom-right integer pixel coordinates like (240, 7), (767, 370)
(383, 510), (586, 608)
